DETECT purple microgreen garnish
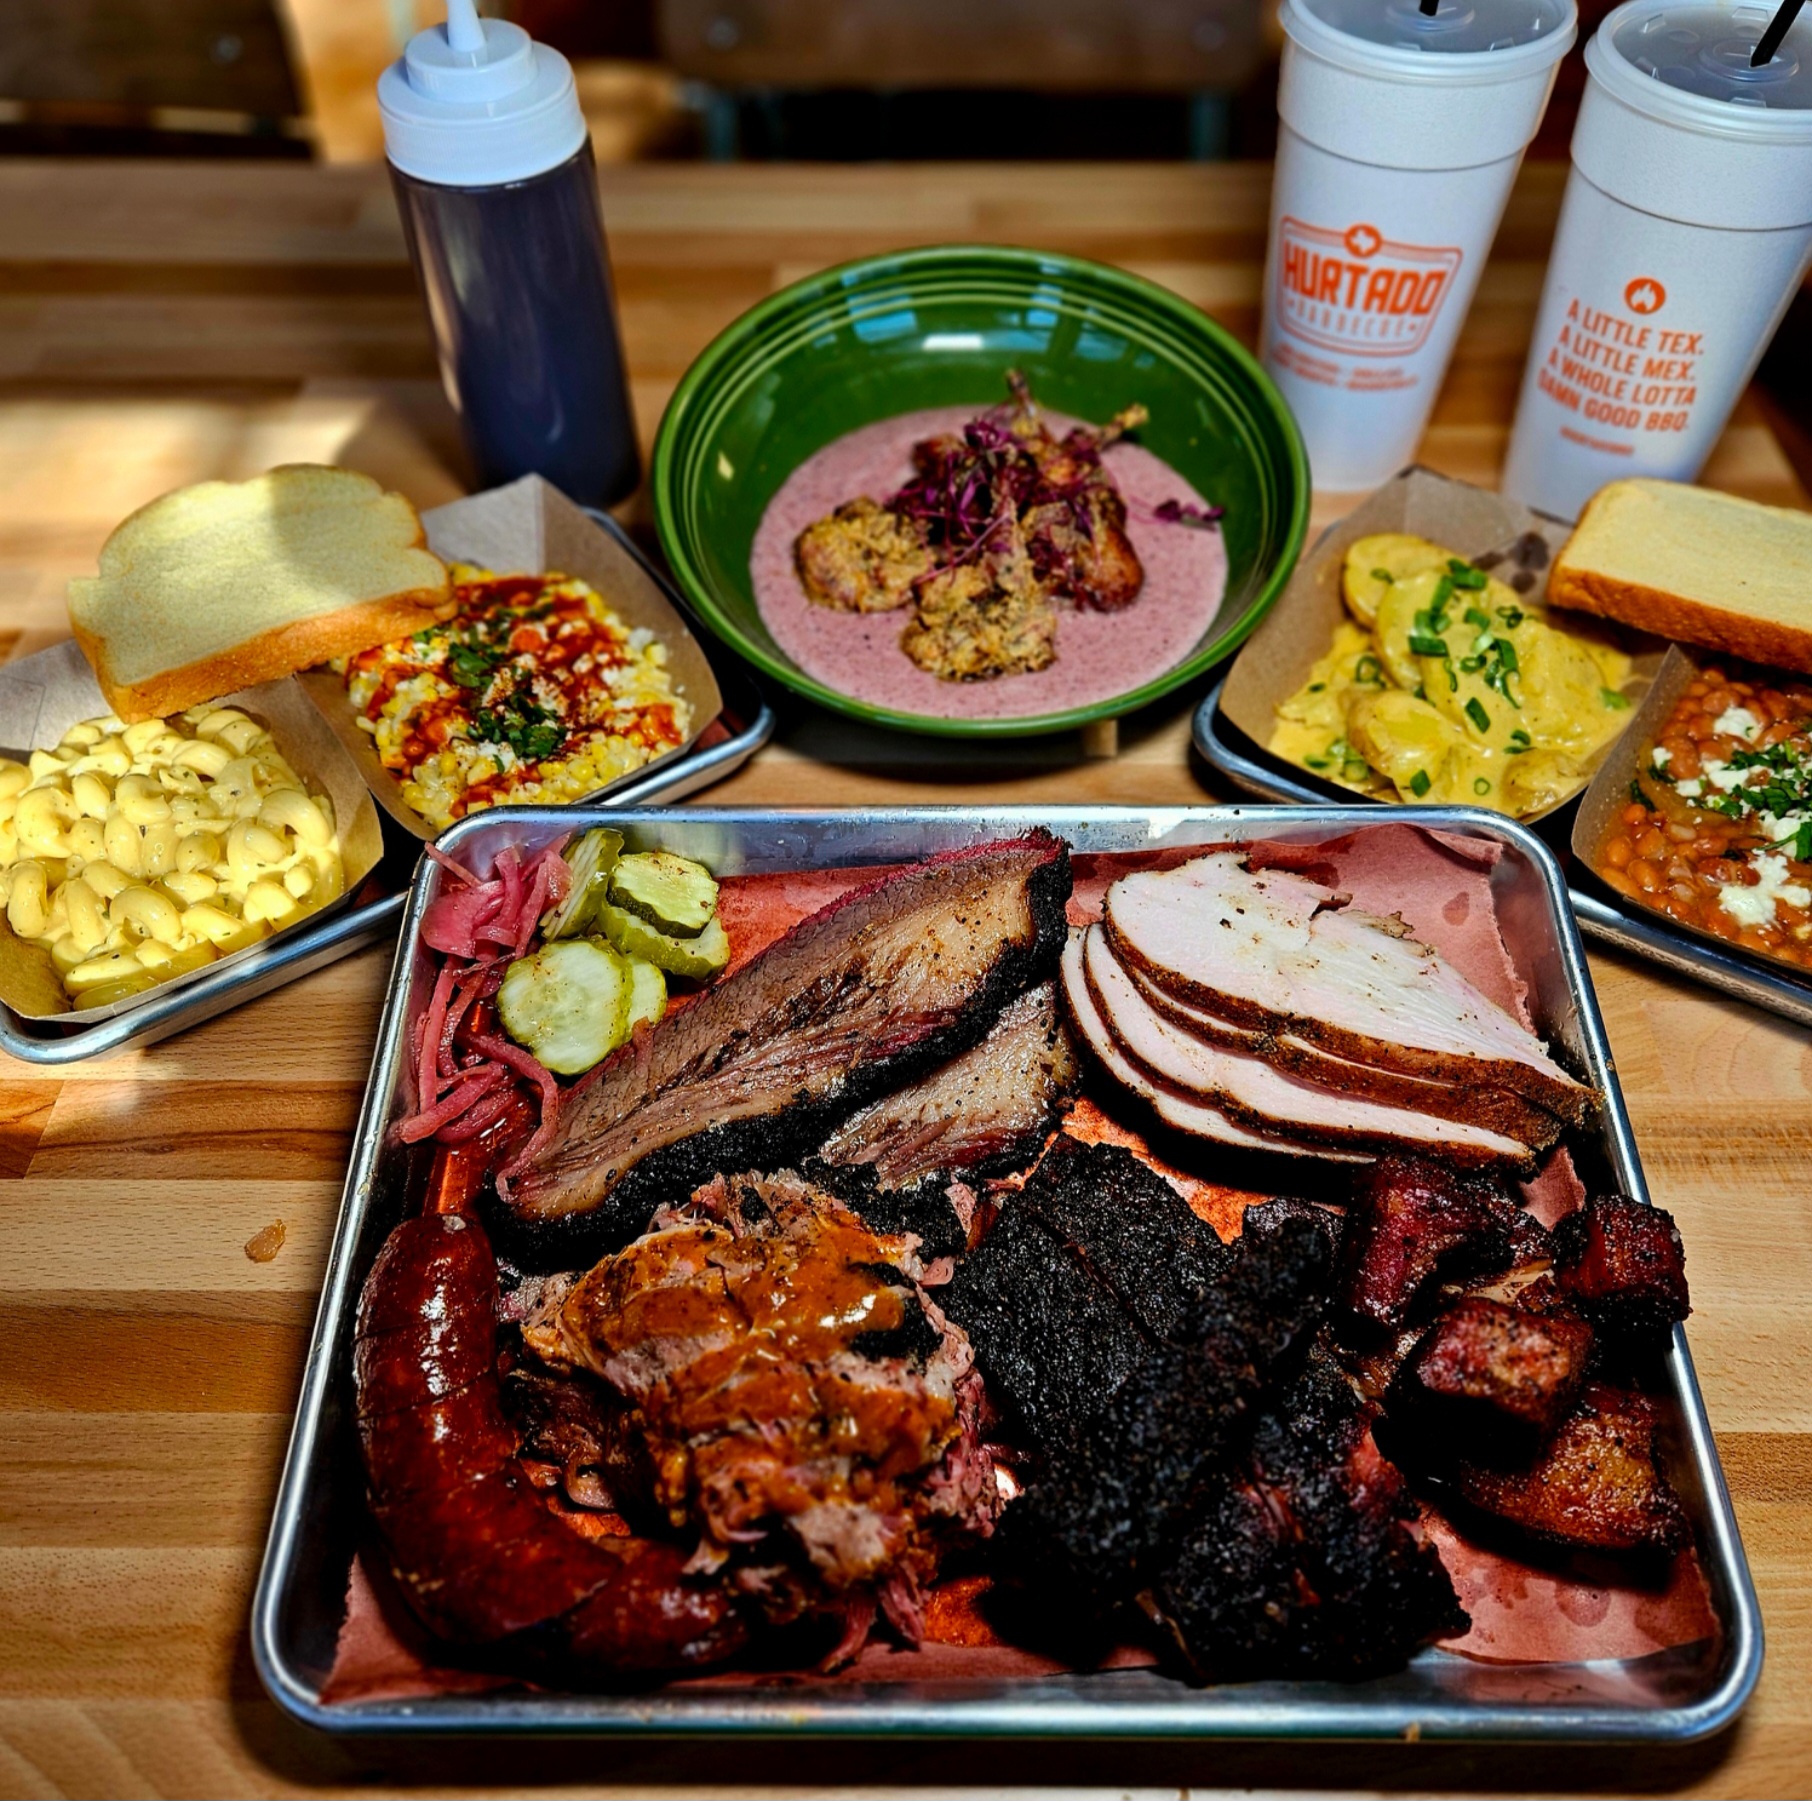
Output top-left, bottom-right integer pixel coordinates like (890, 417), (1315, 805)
(1153, 497), (1225, 530)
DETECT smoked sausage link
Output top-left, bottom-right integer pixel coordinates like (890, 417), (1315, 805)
(354, 1212), (747, 1670)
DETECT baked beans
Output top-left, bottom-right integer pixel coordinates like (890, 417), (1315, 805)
(1595, 664), (1812, 967)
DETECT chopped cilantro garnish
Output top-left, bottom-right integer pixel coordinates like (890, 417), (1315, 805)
(1464, 697), (1491, 733)
(1630, 779), (1654, 809)
(1409, 770), (1432, 798)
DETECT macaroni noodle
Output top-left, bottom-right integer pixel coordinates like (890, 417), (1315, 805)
(0, 706), (345, 1008)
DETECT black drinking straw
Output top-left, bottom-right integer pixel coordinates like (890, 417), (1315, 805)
(1753, 0), (1804, 66)
(1420, 0), (1439, 13)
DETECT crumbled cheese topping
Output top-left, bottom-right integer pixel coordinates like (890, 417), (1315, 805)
(1714, 705), (1763, 742)
(1674, 778), (1703, 799)
(1700, 758), (1760, 794)
(1718, 853), (1812, 928)
(1650, 745), (1671, 769)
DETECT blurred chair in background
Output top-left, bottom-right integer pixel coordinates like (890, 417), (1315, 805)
(0, 0), (309, 156)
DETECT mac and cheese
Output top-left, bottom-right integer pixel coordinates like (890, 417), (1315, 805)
(0, 706), (344, 1008)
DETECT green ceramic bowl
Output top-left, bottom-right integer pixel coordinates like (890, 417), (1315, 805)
(651, 245), (1309, 737)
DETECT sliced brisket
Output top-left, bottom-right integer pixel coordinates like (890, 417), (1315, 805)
(817, 981), (1078, 1192)
(500, 833), (1070, 1265)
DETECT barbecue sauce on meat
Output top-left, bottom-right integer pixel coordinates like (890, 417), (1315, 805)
(533, 1174), (988, 1608)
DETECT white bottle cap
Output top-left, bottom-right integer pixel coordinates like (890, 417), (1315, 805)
(1280, 0), (1577, 169)
(378, 0), (587, 187)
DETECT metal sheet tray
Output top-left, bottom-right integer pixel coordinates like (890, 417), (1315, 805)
(0, 651), (774, 1067)
(1194, 677), (1812, 1031)
(253, 802), (1759, 1743)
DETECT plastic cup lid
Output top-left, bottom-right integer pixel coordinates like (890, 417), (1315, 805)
(1282, 0), (1577, 80)
(378, 0), (587, 186)
(1589, 0), (1812, 138)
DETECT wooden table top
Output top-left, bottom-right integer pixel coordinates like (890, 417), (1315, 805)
(0, 158), (1807, 1801)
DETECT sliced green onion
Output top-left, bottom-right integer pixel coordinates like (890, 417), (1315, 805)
(1448, 561), (1488, 590)
(1602, 687), (1631, 709)
(1409, 634), (1449, 658)
(1495, 638), (1520, 674)
(1473, 776), (1492, 795)
(1465, 697), (1491, 733)
(1354, 654), (1382, 685)
(1409, 770), (1432, 798)
(1370, 568), (1394, 584)
(1464, 606), (1491, 630)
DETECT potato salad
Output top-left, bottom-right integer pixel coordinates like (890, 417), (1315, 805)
(1270, 533), (1636, 819)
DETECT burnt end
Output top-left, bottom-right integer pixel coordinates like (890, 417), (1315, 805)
(1015, 1136), (1234, 1345)
(1239, 1194), (1346, 1266)
(998, 1216), (1334, 1603)
(1448, 1382), (1691, 1558)
(1150, 1351), (1466, 1682)
(943, 1203), (1149, 1449)
(1551, 1193), (1690, 1343)
(1144, 1479), (1300, 1675)
(1340, 1155), (1548, 1335)
(1389, 1296), (1593, 1459)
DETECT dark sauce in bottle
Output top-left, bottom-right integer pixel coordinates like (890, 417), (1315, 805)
(392, 142), (638, 508)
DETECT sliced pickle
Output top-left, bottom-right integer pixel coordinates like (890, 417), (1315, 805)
(607, 850), (719, 939)
(540, 826), (624, 940)
(498, 937), (630, 1074)
(598, 903), (730, 981)
(623, 954), (667, 1032)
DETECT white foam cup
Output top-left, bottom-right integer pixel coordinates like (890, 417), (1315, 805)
(1263, 0), (1577, 492)
(1503, 0), (1812, 520)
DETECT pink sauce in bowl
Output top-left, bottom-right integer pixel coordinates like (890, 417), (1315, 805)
(748, 406), (1230, 723)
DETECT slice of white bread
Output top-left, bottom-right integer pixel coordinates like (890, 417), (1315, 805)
(1550, 478), (1812, 675)
(67, 464), (454, 721)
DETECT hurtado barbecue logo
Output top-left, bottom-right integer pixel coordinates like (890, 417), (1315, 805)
(1274, 218), (1464, 357)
